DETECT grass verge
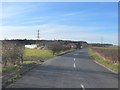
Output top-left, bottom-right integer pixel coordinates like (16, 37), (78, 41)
(57, 49), (76, 56)
(23, 61), (42, 64)
(2, 66), (20, 73)
(89, 48), (119, 73)
(7, 74), (21, 83)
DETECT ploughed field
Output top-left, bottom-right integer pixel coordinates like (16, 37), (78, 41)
(91, 47), (118, 64)
(90, 47), (119, 73)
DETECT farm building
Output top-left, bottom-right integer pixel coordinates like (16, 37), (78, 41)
(25, 45), (38, 49)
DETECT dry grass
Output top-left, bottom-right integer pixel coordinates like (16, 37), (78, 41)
(89, 48), (119, 73)
(92, 47), (118, 64)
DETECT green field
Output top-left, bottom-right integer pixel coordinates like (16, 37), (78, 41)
(24, 48), (76, 58)
(89, 48), (119, 73)
(24, 48), (54, 58)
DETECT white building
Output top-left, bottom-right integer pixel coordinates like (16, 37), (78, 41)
(25, 45), (38, 49)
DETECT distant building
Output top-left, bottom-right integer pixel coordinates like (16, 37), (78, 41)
(25, 45), (38, 49)
(88, 43), (113, 47)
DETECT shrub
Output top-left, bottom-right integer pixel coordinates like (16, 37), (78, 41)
(48, 41), (63, 55)
(2, 41), (24, 67)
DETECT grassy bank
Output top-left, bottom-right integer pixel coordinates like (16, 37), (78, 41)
(89, 48), (119, 73)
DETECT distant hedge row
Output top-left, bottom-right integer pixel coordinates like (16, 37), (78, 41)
(91, 48), (118, 64)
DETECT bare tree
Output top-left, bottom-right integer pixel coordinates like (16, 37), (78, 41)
(48, 41), (63, 55)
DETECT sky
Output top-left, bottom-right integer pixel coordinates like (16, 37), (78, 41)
(0, 2), (118, 45)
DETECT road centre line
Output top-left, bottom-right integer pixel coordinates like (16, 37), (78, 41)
(74, 63), (76, 68)
(80, 84), (85, 90)
(74, 58), (76, 61)
(73, 58), (76, 68)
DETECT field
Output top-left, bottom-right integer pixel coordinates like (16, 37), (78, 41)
(24, 48), (54, 58)
(24, 48), (76, 58)
(89, 47), (119, 73)
(93, 46), (118, 50)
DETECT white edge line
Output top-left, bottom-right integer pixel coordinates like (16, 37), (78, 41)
(93, 60), (118, 74)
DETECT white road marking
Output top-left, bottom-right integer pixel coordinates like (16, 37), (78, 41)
(74, 58), (75, 61)
(81, 84), (85, 90)
(73, 58), (76, 68)
(74, 63), (76, 68)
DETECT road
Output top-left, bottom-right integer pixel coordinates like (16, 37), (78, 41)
(7, 48), (118, 88)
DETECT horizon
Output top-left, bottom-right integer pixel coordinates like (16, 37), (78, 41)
(2, 39), (115, 45)
(0, 2), (118, 45)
